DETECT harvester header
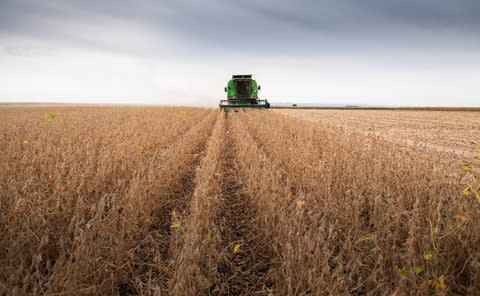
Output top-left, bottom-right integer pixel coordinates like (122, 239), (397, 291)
(219, 74), (270, 111)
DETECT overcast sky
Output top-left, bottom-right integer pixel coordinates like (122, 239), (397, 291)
(1, 0), (479, 106)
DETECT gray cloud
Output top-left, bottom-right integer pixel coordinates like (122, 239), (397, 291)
(1, 0), (480, 58)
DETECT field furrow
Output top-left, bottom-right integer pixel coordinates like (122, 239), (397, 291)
(213, 117), (273, 295)
(171, 114), (276, 295)
(145, 111), (218, 294)
(169, 113), (225, 295)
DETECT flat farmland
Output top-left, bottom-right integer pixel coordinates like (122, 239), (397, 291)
(1, 106), (479, 295)
(274, 109), (480, 159)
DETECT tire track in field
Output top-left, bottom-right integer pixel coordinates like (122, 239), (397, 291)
(214, 116), (273, 296)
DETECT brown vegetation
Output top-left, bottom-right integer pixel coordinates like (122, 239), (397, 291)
(275, 109), (480, 158)
(1, 106), (479, 295)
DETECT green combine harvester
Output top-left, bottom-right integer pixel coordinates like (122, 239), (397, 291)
(219, 74), (270, 111)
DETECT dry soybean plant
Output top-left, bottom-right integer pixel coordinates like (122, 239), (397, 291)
(1, 107), (479, 295)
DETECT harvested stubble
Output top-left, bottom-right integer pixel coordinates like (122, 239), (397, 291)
(274, 109), (480, 159)
(1, 106), (479, 296)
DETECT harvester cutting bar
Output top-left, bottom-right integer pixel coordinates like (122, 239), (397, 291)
(219, 99), (270, 109)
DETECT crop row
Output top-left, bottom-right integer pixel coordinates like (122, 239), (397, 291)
(1, 107), (479, 295)
(0, 107), (215, 294)
(234, 110), (479, 295)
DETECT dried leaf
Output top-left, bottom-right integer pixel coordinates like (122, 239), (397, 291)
(414, 266), (423, 275)
(206, 279), (213, 288)
(398, 267), (407, 277)
(436, 275), (446, 291)
(456, 163), (472, 171)
(45, 112), (56, 122)
(363, 244), (375, 251)
(170, 223), (181, 229)
(199, 275), (213, 288)
(204, 233), (214, 242)
(233, 244), (240, 253)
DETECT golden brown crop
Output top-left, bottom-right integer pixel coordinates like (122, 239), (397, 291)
(0, 106), (479, 295)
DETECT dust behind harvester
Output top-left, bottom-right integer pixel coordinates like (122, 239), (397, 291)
(219, 74), (270, 111)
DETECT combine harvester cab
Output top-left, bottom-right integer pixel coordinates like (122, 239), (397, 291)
(219, 74), (270, 111)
